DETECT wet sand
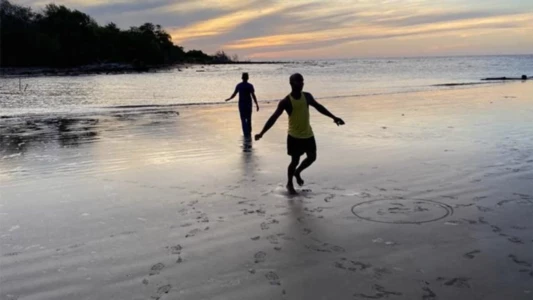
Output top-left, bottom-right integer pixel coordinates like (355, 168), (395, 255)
(1, 82), (533, 300)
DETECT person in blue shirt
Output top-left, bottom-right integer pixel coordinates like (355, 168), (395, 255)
(225, 73), (259, 138)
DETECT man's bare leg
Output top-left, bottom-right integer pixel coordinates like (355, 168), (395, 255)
(287, 155), (300, 194)
(294, 152), (316, 186)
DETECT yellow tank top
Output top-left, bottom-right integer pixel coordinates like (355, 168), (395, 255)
(288, 92), (313, 138)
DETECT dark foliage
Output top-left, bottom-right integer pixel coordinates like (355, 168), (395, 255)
(0, 0), (232, 68)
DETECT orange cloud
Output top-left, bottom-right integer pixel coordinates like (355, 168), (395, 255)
(168, 3), (295, 43)
(226, 13), (533, 50)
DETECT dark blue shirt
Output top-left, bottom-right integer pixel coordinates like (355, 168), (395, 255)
(236, 82), (254, 108)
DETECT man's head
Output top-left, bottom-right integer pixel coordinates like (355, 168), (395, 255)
(290, 73), (304, 93)
(242, 72), (249, 82)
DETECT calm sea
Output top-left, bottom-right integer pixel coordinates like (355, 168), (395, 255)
(1, 55), (531, 116)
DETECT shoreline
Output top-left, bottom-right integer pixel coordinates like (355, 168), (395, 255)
(0, 61), (291, 78)
(0, 80), (520, 119)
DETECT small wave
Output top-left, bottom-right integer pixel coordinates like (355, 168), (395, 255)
(104, 102), (225, 109)
(432, 82), (493, 87)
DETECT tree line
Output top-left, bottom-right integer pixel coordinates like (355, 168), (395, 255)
(0, 0), (236, 68)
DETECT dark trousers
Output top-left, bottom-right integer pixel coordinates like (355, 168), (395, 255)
(239, 106), (252, 137)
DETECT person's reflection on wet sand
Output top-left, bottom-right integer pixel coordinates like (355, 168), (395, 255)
(241, 136), (256, 180)
(242, 136), (252, 153)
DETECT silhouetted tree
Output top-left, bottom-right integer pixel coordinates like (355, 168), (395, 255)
(0, 0), (235, 68)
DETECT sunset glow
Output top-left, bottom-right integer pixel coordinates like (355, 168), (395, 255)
(19, 0), (533, 59)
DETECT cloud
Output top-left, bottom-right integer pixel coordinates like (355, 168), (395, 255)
(168, 2), (302, 43)
(224, 12), (533, 51)
(15, 0), (533, 58)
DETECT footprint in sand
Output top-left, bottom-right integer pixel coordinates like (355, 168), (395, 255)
(251, 236), (260, 241)
(68, 243), (85, 249)
(507, 236), (524, 244)
(373, 267), (392, 279)
(491, 225), (502, 232)
(353, 284), (402, 299)
(241, 208), (256, 215)
(453, 203), (474, 208)
(265, 271), (281, 285)
(167, 244), (182, 255)
(422, 286), (437, 300)
(254, 251), (267, 263)
(334, 258), (372, 272)
(151, 284), (171, 300)
(463, 250), (481, 259)
(266, 235), (279, 244)
(329, 245), (346, 252)
(513, 193), (533, 200)
(307, 242), (346, 253)
(437, 277), (471, 288)
(497, 199), (516, 206)
(185, 228), (202, 238)
(462, 219), (478, 224)
(476, 206), (493, 212)
(196, 213), (209, 223)
(324, 194), (335, 202)
(303, 228), (312, 235)
(260, 219), (280, 231)
(307, 244), (331, 253)
(508, 254), (532, 267)
(149, 263), (165, 276)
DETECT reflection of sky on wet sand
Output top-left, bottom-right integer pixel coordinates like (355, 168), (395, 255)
(2, 82), (533, 186)
(1, 82), (533, 300)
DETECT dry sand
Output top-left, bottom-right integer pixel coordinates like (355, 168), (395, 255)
(1, 82), (532, 300)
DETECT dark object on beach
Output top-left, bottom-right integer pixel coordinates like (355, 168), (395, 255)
(482, 75), (529, 81)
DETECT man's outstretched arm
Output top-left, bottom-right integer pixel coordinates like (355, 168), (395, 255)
(255, 99), (286, 140)
(306, 93), (345, 125)
(225, 87), (238, 101)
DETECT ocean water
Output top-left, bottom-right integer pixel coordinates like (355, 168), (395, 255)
(0, 55), (531, 116)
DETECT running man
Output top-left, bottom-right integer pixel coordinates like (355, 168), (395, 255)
(225, 72), (259, 137)
(255, 73), (345, 194)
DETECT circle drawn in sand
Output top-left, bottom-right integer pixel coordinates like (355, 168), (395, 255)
(351, 199), (453, 224)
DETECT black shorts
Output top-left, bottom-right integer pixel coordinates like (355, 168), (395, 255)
(287, 135), (316, 156)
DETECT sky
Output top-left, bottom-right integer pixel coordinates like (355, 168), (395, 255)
(19, 0), (533, 59)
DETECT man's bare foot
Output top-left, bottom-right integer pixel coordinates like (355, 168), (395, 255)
(286, 184), (298, 195)
(294, 172), (304, 186)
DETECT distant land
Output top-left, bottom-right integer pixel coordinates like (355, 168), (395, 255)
(0, 0), (286, 76)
